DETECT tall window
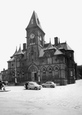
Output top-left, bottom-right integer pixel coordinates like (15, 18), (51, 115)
(54, 66), (59, 78)
(42, 68), (46, 74)
(30, 38), (35, 44)
(70, 71), (73, 76)
(34, 52), (36, 60)
(48, 58), (52, 64)
(47, 66), (52, 73)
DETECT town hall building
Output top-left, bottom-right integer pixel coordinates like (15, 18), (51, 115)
(2, 11), (77, 85)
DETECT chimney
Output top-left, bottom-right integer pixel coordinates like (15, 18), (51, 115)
(54, 37), (59, 46)
(23, 43), (26, 51)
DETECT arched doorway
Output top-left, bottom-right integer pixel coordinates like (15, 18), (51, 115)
(28, 65), (38, 81)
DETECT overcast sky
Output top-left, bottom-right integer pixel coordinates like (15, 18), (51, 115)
(0, 0), (82, 71)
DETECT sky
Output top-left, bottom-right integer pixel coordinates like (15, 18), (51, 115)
(0, 0), (82, 72)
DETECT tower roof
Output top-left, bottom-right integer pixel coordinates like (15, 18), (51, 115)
(26, 11), (45, 34)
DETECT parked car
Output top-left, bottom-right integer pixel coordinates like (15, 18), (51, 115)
(42, 81), (56, 88)
(24, 81), (41, 90)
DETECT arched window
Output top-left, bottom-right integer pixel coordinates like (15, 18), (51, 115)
(47, 66), (52, 73)
(43, 68), (46, 74)
(54, 66), (59, 72)
(41, 67), (46, 74)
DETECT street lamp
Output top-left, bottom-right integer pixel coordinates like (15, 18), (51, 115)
(14, 56), (17, 85)
(38, 70), (41, 84)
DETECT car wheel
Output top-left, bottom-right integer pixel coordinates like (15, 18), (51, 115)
(43, 85), (46, 88)
(39, 87), (41, 90)
(34, 87), (37, 90)
(50, 85), (54, 88)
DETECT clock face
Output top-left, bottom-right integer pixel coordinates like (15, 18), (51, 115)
(30, 33), (35, 39)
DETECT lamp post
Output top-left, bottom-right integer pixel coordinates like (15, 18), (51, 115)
(38, 70), (40, 84)
(15, 56), (17, 85)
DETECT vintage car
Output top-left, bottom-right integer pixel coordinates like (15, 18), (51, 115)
(42, 81), (56, 88)
(24, 81), (41, 90)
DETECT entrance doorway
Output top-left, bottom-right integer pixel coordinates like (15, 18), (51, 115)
(34, 72), (38, 81)
(28, 65), (38, 82)
(32, 72), (38, 81)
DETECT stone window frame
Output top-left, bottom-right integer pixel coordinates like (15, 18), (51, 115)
(12, 63), (14, 67)
(41, 66), (46, 74)
(47, 57), (52, 64)
(12, 71), (15, 76)
(54, 66), (59, 72)
(47, 66), (53, 73)
(17, 71), (20, 76)
(70, 70), (73, 76)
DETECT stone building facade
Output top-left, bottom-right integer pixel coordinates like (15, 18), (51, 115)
(5, 11), (77, 85)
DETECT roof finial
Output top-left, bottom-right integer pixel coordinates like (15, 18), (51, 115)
(49, 38), (51, 44)
(18, 44), (21, 52)
(13, 46), (18, 56)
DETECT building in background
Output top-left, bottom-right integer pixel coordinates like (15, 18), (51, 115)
(2, 11), (77, 85)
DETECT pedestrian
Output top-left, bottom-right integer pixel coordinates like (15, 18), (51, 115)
(0, 81), (5, 91)
(0, 80), (2, 89)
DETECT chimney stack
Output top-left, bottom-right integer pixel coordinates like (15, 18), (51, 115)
(23, 43), (26, 51)
(54, 37), (60, 46)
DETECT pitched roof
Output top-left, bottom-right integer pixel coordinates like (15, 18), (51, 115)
(56, 42), (72, 50)
(44, 43), (50, 48)
(45, 45), (56, 50)
(54, 49), (63, 55)
(8, 57), (15, 62)
(11, 46), (24, 58)
(39, 45), (63, 57)
(16, 46), (24, 55)
(11, 47), (18, 58)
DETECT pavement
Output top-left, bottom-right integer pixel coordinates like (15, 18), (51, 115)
(0, 80), (82, 115)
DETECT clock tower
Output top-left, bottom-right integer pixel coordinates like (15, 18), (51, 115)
(26, 11), (45, 62)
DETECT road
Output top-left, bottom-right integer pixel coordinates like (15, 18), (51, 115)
(0, 80), (82, 115)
